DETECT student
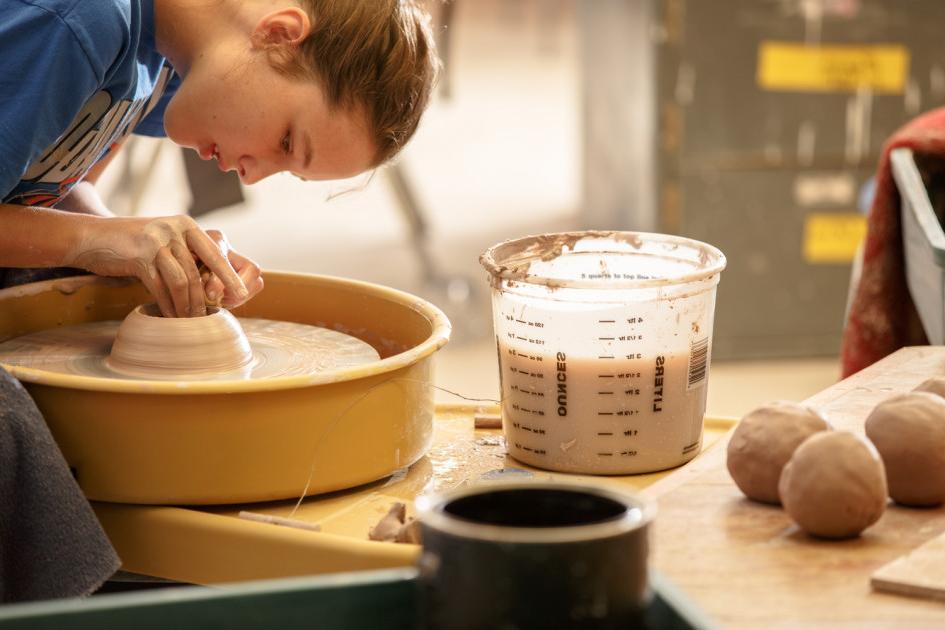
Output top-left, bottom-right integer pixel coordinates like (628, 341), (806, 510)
(0, 0), (438, 317)
(0, 0), (439, 601)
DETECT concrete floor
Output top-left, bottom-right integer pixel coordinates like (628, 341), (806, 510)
(101, 0), (841, 420)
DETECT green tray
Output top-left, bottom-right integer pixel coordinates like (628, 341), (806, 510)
(0, 568), (715, 629)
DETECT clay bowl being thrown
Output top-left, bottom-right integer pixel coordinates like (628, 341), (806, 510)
(107, 304), (253, 378)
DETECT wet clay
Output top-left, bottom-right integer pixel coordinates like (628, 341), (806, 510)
(726, 401), (831, 505)
(779, 431), (887, 539)
(108, 304), (253, 377)
(368, 502), (421, 544)
(0, 309), (380, 381)
(865, 391), (945, 507)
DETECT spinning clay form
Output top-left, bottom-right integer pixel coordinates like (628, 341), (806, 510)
(0, 306), (380, 382)
(108, 304), (253, 377)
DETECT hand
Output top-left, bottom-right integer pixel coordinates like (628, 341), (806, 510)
(201, 230), (264, 309)
(65, 215), (250, 318)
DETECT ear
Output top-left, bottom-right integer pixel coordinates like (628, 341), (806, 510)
(252, 7), (311, 47)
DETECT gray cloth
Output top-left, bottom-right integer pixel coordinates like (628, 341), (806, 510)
(0, 366), (120, 602)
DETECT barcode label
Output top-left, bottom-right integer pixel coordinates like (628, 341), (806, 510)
(687, 337), (709, 390)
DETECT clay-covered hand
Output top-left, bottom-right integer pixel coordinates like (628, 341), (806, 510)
(201, 230), (264, 309)
(65, 215), (249, 317)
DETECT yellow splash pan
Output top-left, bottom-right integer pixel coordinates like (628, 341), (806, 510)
(92, 406), (738, 584)
(0, 272), (451, 505)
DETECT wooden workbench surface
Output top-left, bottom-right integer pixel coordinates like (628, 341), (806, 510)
(643, 347), (945, 627)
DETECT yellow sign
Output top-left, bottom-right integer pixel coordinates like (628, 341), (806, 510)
(758, 42), (909, 93)
(803, 213), (868, 264)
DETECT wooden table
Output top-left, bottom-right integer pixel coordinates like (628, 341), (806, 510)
(643, 347), (945, 627)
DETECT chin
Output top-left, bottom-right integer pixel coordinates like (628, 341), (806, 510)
(162, 120), (186, 148)
(160, 101), (192, 148)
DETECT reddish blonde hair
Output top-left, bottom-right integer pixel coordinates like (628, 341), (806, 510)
(274, 0), (440, 167)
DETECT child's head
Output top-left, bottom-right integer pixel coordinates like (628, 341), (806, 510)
(162, 0), (440, 184)
(288, 0), (440, 167)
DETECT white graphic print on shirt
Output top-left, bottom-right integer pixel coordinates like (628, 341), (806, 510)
(5, 66), (174, 208)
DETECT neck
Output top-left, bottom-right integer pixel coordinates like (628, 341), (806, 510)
(153, 0), (246, 75)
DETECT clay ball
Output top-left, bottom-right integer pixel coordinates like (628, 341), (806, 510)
(726, 401), (831, 504)
(913, 377), (945, 399)
(865, 391), (945, 507)
(779, 431), (887, 539)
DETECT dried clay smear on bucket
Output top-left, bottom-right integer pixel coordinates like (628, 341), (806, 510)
(479, 231), (720, 290)
(480, 231), (635, 287)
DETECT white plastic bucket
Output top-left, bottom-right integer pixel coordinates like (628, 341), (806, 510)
(480, 231), (726, 474)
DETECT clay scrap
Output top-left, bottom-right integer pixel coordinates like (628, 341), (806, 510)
(368, 502), (422, 544)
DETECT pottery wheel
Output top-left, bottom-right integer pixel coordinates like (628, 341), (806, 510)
(0, 318), (380, 382)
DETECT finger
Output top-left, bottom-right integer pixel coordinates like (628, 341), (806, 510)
(139, 267), (176, 319)
(171, 240), (207, 317)
(155, 248), (191, 317)
(206, 229), (230, 257)
(234, 252), (262, 296)
(222, 274), (264, 308)
(221, 251), (263, 308)
(245, 274), (264, 302)
(204, 274), (225, 306)
(184, 229), (247, 300)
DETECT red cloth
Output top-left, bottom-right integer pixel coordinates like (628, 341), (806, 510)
(840, 108), (945, 376)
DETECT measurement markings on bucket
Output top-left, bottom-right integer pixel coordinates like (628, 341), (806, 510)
(509, 366), (543, 378)
(512, 422), (546, 435)
(591, 316), (648, 449)
(504, 313), (550, 419)
(501, 310), (558, 459)
(500, 307), (681, 462)
(510, 403), (544, 416)
(510, 384), (544, 397)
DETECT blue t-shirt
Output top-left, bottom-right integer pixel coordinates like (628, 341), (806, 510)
(0, 0), (179, 207)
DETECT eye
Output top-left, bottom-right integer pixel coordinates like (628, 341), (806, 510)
(281, 131), (291, 155)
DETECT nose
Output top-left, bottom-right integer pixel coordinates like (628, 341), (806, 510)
(237, 155), (283, 185)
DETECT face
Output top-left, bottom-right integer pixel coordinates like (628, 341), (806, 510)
(163, 52), (377, 185)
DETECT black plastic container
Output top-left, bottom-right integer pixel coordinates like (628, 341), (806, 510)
(416, 481), (655, 630)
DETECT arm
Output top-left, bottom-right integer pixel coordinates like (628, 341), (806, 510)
(0, 205), (254, 318)
(18, 141), (264, 316)
(0, 204), (90, 268)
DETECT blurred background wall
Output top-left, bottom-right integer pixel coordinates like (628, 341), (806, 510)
(98, 0), (945, 415)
